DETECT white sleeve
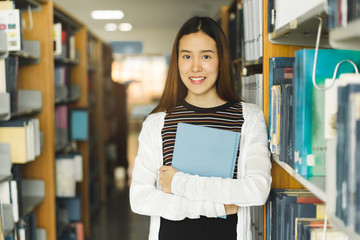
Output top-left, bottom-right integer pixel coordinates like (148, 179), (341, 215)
(171, 110), (272, 207)
(129, 116), (226, 221)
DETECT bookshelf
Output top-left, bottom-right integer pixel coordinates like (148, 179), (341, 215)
(87, 33), (107, 209)
(221, 0), (360, 239)
(0, 1), (113, 239)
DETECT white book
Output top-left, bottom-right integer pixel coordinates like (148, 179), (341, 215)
(0, 59), (6, 93)
(0, 9), (21, 51)
(10, 180), (18, 222)
(53, 23), (62, 56)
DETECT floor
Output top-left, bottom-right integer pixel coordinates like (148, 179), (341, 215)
(90, 124), (150, 240)
(90, 186), (150, 240)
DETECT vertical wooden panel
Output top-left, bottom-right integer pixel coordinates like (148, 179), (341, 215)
(72, 27), (91, 238)
(18, 2), (57, 240)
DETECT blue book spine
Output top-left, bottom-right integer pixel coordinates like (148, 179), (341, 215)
(355, 120), (360, 234)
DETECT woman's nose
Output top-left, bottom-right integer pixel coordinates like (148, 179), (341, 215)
(191, 59), (202, 72)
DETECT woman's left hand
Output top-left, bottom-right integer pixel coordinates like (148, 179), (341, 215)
(159, 165), (179, 193)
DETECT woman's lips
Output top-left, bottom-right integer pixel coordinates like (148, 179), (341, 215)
(189, 76), (206, 84)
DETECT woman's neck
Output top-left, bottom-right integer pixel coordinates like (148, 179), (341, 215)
(184, 94), (227, 108)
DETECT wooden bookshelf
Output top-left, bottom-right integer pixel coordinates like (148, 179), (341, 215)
(8, 2), (112, 239)
(19, 2), (56, 240)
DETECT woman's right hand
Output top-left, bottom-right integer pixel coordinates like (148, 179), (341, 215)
(224, 204), (239, 215)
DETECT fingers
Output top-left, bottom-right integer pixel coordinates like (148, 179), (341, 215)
(159, 165), (171, 172)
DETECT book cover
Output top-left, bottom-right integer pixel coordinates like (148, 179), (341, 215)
(294, 49), (360, 176)
(0, 119), (28, 164)
(172, 122), (240, 178)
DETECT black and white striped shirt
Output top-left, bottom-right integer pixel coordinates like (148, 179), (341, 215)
(162, 100), (244, 179)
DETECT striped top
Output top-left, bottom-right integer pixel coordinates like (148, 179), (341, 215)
(162, 100), (244, 179)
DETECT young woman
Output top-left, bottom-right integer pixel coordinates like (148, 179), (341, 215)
(130, 16), (271, 240)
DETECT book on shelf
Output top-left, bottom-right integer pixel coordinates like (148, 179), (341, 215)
(328, 0), (360, 29)
(0, 203), (14, 238)
(53, 23), (62, 56)
(268, 57), (294, 137)
(241, 74), (263, 108)
(293, 49), (360, 177)
(70, 109), (88, 141)
(18, 213), (37, 240)
(0, 118), (40, 164)
(172, 122), (240, 178)
(0, 59), (6, 93)
(269, 84), (281, 155)
(5, 56), (19, 113)
(333, 74), (360, 229)
(266, 189), (325, 240)
(356, 118), (360, 234)
(55, 105), (69, 150)
(279, 78), (294, 167)
(56, 153), (83, 197)
(0, 180), (19, 223)
(242, 0), (263, 62)
(0, 9), (22, 52)
(250, 205), (264, 239)
(0, 143), (11, 182)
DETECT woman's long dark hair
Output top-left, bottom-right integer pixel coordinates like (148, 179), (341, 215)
(151, 16), (240, 113)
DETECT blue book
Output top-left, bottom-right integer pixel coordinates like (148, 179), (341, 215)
(70, 109), (88, 140)
(172, 123), (240, 178)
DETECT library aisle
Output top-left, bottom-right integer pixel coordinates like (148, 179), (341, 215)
(90, 129), (150, 240)
(90, 186), (150, 240)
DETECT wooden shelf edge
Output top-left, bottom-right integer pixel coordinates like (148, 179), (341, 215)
(272, 155), (326, 202)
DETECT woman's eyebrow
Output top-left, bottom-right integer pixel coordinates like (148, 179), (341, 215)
(179, 49), (215, 53)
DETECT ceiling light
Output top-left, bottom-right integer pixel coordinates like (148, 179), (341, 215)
(105, 23), (117, 31)
(91, 10), (124, 20)
(119, 23), (132, 32)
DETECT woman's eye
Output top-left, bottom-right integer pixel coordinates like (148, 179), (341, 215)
(183, 55), (191, 59)
(202, 55), (210, 59)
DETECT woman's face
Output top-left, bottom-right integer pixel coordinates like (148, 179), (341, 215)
(178, 31), (219, 103)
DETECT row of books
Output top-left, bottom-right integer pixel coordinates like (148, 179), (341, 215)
(56, 197), (84, 240)
(328, 0), (360, 30)
(56, 153), (83, 197)
(0, 56), (18, 113)
(53, 22), (78, 61)
(0, 164), (45, 240)
(266, 189), (349, 240)
(228, 7), (243, 61)
(242, 0), (263, 62)
(0, 6), (22, 54)
(250, 205), (264, 239)
(268, 49), (360, 177)
(0, 118), (41, 164)
(55, 106), (88, 151)
(241, 74), (263, 108)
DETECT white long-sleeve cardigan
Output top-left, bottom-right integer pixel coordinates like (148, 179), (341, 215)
(130, 102), (272, 240)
